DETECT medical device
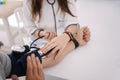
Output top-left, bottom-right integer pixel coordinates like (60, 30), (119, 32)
(47, 0), (57, 34)
(8, 37), (54, 77)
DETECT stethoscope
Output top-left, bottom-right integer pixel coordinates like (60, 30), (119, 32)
(47, 0), (57, 35)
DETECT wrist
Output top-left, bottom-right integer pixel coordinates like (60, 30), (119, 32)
(63, 33), (71, 42)
(63, 31), (74, 41)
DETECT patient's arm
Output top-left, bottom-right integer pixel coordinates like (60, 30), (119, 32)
(42, 27), (91, 68)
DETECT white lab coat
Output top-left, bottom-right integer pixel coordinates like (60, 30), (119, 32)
(23, 0), (79, 48)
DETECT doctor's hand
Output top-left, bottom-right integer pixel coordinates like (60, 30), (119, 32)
(41, 33), (70, 57)
(41, 29), (57, 42)
(11, 54), (44, 80)
(26, 54), (44, 80)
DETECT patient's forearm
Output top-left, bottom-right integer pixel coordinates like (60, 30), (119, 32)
(42, 41), (75, 68)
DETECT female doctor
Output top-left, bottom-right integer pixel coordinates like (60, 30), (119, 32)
(23, 0), (90, 68)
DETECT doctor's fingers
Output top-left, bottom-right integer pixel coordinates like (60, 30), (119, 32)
(46, 41), (65, 56)
(36, 57), (44, 75)
(26, 56), (33, 76)
(11, 75), (19, 80)
(47, 32), (56, 40)
(26, 55), (44, 80)
(31, 54), (38, 76)
(51, 32), (57, 38)
(44, 32), (56, 40)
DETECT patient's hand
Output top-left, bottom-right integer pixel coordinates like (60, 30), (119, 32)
(78, 27), (91, 46)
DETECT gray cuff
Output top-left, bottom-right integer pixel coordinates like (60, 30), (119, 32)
(0, 52), (11, 77)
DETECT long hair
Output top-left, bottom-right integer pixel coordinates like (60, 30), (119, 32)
(31, 0), (75, 21)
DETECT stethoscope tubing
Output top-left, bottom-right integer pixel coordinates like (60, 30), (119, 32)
(47, 0), (57, 34)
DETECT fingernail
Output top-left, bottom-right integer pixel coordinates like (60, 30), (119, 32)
(31, 54), (35, 57)
(36, 57), (39, 61)
(27, 56), (30, 60)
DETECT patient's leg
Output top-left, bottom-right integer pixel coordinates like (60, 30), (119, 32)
(42, 27), (91, 68)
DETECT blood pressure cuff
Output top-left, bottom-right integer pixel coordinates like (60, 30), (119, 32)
(8, 50), (42, 77)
